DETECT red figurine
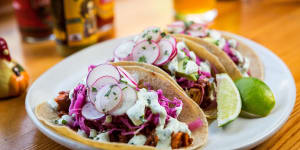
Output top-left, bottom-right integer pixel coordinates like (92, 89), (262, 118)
(0, 37), (29, 98)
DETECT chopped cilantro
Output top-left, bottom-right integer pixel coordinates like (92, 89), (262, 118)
(183, 61), (188, 70)
(152, 29), (159, 33)
(113, 92), (116, 95)
(215, 40), (219, 46)
(195, 74), (200, 80)
(160, 32), (166, 37)
(62, 120), (67, 125)
(54, 120), (58, 124)
(92, 87), (97, 93)
(122, 86), (128, 91)
(120, 80), (128, 84)
(147, 98), (151, 104)
(114, 96), (118, 100)
(96, 137), (100, 140)
(142, 33), (147, 38)
(139, 115), (145, 122)
(142, 46), (146, 50)
(147, 36), (152, 44)
(164, 50), (168, 55)
(138, 56), (147, 63)
(104, 85), (116, 97)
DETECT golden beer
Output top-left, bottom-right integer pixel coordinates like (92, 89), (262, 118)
(173, 0), (217, 22)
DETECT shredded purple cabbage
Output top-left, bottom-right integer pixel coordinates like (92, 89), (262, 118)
(223, 41), (239, 64)
(65, 84), (183, 137)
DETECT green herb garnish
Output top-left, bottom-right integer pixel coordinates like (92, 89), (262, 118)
(120, 80), (128, 84)
(54, 120), (58, 124)
(142, 46), (146, 50)
(138, 56), (147, 63)
(153, 29), (159, 33)
(160, 32), (166, 38)
(104, 85), (116, 97)
(147, 98), (151, 105)
(164, 50), (168, 55)
(122, 86), (128, 91)
(183, 61), (188, 70)
(147, 36), (152, 44)
(92, 87), (97, 93)
(139, 115), (145, 122)
(62, 120), (67, 125)
(113, 92), (116, 95)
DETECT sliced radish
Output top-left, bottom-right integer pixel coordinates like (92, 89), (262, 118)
(88, 76), (119, 102)
(169, 44), (178, 61)
(86, 64), (120, 88)
(162, 35), (177, 47)
(110, 83), (137, 115)
(187, 30), (207, 37)
(132, 40), (160, 64)
(114, 40), (135, 61)
(95, 84), (122, 114)
(117, 67), (138, 88)
(167, 24), (185, 33)
(154, 40), (174, 66)
(171, 21), (185, 27)
(189, 23), (206, 31)
(136, 26), (162, 42)
(82, 102), (104, 120)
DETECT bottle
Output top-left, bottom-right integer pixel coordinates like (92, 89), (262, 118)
(94, 0), (115, 41)
(50, 0), (99, 56)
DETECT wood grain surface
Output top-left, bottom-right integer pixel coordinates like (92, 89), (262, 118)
(0, 0), (299, 149)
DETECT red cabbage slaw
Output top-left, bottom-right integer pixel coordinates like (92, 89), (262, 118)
(67, 84), (187, 136)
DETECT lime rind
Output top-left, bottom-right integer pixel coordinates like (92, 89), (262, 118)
(216, 73), (241, 127)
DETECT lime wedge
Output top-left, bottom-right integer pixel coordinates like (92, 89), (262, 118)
(235, 77), (275, 117)
(216, 73), (241, 127)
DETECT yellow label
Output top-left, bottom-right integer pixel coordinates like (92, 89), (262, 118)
(64, 0), (98, 47)
(94, 0), (114, 20)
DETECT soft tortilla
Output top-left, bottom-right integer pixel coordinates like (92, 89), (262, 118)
(174, 33), (264, 80)
(35, 63), (208, 150)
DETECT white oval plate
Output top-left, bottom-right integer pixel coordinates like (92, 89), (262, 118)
(25, 33), (296, 150)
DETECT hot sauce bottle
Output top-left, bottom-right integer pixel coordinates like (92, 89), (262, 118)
(50, 0), (114, 56)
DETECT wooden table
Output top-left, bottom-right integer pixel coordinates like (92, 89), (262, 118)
(0, 0), (299, 149)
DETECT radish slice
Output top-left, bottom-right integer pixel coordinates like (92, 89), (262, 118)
(110, 83), (137, 115)
(136, 26), (162, 42)
(132, 40), (160, 64)
(95, 84), (122, 113)
(114, 40), (135, 61)
(86, 64), (120, 88)
(168, 41), (178, 62)
(171, 21), (185, 27)
(162, 35), (177, 47)
(82, 102), (104, 120)
(117, 67), (138, 88)
(187, 30), (207, 37)
(189, 23), (206, 30)
(154, 40), (174, 66)
(167, 24), (185, 33)
(88, 76), (119, 102)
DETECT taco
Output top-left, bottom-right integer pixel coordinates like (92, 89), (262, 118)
(35, 62), (208, 150)
(166, 21), (264, 80)
(112, 27), (228, 118)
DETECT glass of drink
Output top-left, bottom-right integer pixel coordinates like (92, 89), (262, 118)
(12, 0), (53, 43)
(173, 0), (217, 23)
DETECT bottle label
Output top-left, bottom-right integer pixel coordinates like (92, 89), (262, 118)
(63, 0), (98, 47)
